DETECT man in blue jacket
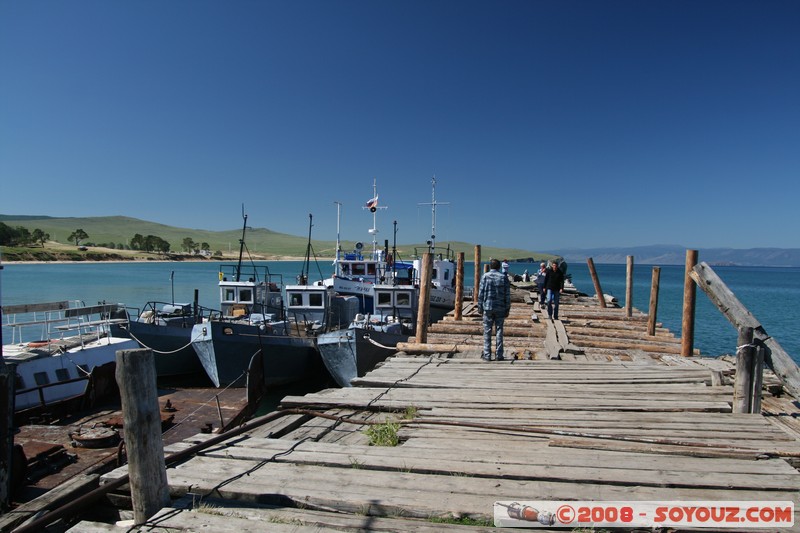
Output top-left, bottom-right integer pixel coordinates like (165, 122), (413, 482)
(478, 259), (511, 361)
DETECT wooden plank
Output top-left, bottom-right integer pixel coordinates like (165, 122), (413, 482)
(162, 459), (798, 514)
(0, 474), (99, 531)
(189, 439), (799, 491)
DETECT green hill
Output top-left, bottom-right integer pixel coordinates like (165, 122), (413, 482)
(0, 214), (554, 262)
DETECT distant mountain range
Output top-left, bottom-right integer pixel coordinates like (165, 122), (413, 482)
(551, 245), (800, 267)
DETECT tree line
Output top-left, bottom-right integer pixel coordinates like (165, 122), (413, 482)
(0, 222), (215, 255)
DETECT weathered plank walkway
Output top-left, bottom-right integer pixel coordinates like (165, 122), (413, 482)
(77, 287), (800, 532)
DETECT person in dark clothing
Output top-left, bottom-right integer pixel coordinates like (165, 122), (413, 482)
(477, 258), (511, 361)
(544, 261), (565, 320)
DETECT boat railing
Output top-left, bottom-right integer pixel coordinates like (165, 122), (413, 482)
(3, 300), (129, 350)
(131, 301), (221, 324)
(219, 263), (284, 288)
(3, 300), (87, 345)
(411, 245), (456, 262)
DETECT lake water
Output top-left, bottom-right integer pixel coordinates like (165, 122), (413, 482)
(2, 259), (798, 364)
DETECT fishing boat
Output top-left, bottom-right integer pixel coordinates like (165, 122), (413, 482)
(1, 300), (137, 421)
(189, 213), (335, 388)
(316, 283), (417, 387)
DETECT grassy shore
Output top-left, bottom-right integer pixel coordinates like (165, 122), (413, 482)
(0, 242), (308, 263)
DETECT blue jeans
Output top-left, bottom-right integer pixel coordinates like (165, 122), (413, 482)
(546, 289), (561, 319)
(482, 311), (505, 359)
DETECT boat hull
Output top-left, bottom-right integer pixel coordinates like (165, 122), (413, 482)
(11, 336), (138, 411)
(191, 321), (323, 388)
(124, 320), (205, 377)
(317, 327), (409, 388)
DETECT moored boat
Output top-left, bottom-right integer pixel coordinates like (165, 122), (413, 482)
(1, 300), (138, 420)
(189, 212), (335, 388)
(317, 280), (417, 387)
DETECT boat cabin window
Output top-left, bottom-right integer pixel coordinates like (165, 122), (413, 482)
(238, 288), (253, 304)
(352, 263), (366, 276)
(288, 291), (325, 308)
(376, 291), (392, 307)
(340, 264), (350, 275)
(56, 368), (70, 382)
(443, 270), (450, 281)
(34, 372), (50, 386)
(309, 292), (323, 307)
(367, 263), (376, 275)
(432, 268), (438, 279)
(396, 291), (412, 307)
(223, 288), (236, 302)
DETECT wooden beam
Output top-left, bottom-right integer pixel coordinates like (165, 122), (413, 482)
(690, 261), (800, 399)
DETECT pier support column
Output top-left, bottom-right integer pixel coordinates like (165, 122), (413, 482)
(587, 258), (606, 308)
(0, 364), (14, 510)
(472, 245), (481, 303)
(733, 327), (765, 414)
(454, 252), (465, 321)
(647, 267), (661, 336)
(116, 348), (170, 524)
(681, 249), (698, 357)
(416, 253), (433, 344)
(625, 256), (634, 318)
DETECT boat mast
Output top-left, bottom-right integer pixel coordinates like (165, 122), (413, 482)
(364, 178), (386, 259)
(235, 205), (248, 282)
(419, 176), (449, 253)
(301, 213), (313, 285)
(333, 201), (342, 268)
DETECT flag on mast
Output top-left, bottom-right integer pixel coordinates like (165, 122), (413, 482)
(365, 195), (379, 209)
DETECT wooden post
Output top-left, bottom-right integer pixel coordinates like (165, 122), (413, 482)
(733, 327), (754, 414)
(647, 266), (661, 336)
(681, 249), (698, 357)
(472, 245), (481, 303)
(625, 256), (633, 318)
(454, 252), (464, 321)
(415, 253), (433, 344)
(586, 258), (606, 308)
(751, 345), (764, 413)
(115, 348), (170, 523)
(0, 363), (14, 509)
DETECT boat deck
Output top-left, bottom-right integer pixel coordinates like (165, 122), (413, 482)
(79, 287), (800, 532)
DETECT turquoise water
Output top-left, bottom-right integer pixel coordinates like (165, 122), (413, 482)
(2, 260), (798, 363)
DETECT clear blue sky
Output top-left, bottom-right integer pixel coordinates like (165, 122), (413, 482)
(2, 1), (798, 251)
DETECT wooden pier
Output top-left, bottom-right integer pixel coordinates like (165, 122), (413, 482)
(72, 281), (800, 532)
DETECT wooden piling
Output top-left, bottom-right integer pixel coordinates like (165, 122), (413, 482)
(454, 252), (464, 321)
(586, 258), (607, 308)
(733, 327), (755, 414)
(752, 345), (765, 414)
(115, 348), (170, 524)
(681, 249), (698, 357)
(415, 253), (432, 344)
(625, 256), (634, 318)
(647, 266), (661, 336)
(472, 245), (481, 303)
(0, 363), (14, 509)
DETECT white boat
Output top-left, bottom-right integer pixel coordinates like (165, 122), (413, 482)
(324, 180), (390, 313)
(1, 300), (137, 415)
(317, 283), (417, 387)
